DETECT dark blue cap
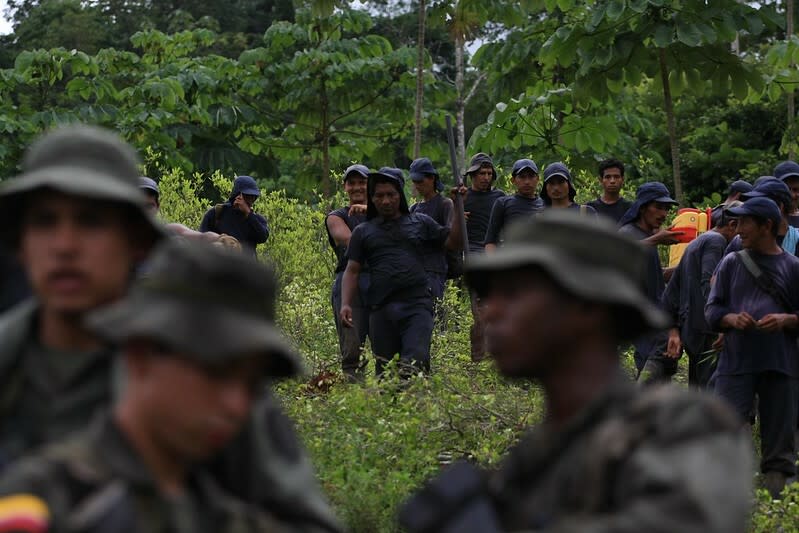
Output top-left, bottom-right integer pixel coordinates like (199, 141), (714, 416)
(512, 159), (539, 177)
(618, 182), (678, 227)
(367, 167), (409, 220)
(742, 177), (791, 208)
(409, 158), (438, 181)
(370, 166), (405, 188)
(344, 164), (370, 182)
(753, 175), (778, 187)
(727, 197), (782, 227)
(728, 180), (752, 195)
(138, 176), (159, 195)
(232, 175), (260, 197)
(774, 161), (799, 182)
(542, 162), (571, 183)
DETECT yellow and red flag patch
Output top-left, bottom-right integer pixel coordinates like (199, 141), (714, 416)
(0, 494), (49, 533)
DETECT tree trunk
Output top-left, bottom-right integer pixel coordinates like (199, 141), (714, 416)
(659, 48), (683, 205)
(788, 0), (796, 159)
(320, 76), (331, 197)
(413, 0), (426, 159)
(455, 31), (466, 171)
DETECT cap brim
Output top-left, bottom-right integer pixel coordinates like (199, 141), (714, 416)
(741, 190), (766, 200)
(239, 188), (260, 196)
(86, 294), (303, 379)
(513, 165), (539, 176)
(780, 173), (799, 181)
(465, 246), (668, 335)
(653, 195), (678, 205)
(725, 206), (755, 217)
(409, 173), (425, 181)
(544, 172), (569, 182)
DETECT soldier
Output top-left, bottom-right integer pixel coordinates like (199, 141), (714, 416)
(540, 162), (597, 215)
(0, 125), (341, 532)
(463, 153), (504, 361)
(618, 182), (682, 381)
(139, 176), (160, 215)
(400, 211), (752, 533)
(774, 161), (799, 228)
(340, 167), (464, 376)
(483, 159), (544, 253)
(706, 196), (799, 498)
(326, 164), (370, 381)
(724, 178), (799, 256)
(662, 201), (741, 388)
(199, 175), (269, 257)
(586, 158), (633, 223)
(409, 157), (454, 299)
(0, 239), (309, 531)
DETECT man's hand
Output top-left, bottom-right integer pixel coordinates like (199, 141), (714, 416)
(757, 313), (798, 332)
(721, 312), (757, 330)
(449, 185), (468, 201)
(666, 328), (682, 359)
(348, 204), (367, 216)
(232, 194), (252, 216)
(646, 229), (683, 246)
(340, 305), (354, 328)
(712, 333), (724, 351)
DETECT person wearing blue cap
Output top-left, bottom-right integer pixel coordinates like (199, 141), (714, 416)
(483, 159), (544, 253)
(723, 177), (799, 257)
(618, 182), (682, 382)
(774, 161), (799, 228)
(409, 158), (455, 299)
(586, 158), (633, 223)
(199, 175), (269, 257)
(340, 167), (466, 377)
(706, 196), (799, 498)
(326, 164), (371, 381)
(661, 202), (742, 388)
(540, 162), (597, 216)
(138, 176), (160, 215)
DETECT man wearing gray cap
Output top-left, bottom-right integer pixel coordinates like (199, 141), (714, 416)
(0, 239), (311, 531)
(400, 210), (751, 533)
(0, 125), (341, 532)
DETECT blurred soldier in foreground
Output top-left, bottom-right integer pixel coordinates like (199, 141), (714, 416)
(0, 240), (309, 531)
(400, 211), (751, 533)
(0, 125), (341, 532)
(326, 164), (370, 381)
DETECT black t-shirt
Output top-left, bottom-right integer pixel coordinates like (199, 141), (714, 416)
(325, 207), (366, 273)
(484, 194), (544, 245)
(411, 195), (454, 274)
(347, 213), (449, 306)
(464, 188), (505, 252)
(586, 197), (633, 224)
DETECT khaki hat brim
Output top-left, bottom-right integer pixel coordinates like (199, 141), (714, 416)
(465, 245), (669, 333)
(86, 294), (304, 379)
(0, 165), (166, 242)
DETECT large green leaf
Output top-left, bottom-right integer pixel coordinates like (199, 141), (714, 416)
(606, 0), (626, 21)
(676, 21), (702, 47)
(653, 24), (674, 48)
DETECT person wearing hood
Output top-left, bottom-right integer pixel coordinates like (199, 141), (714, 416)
(484, 159), (544, 253)
(409, 157), (456, 300)
(618, 182), (682, 382)
(724, 177), (799, 257)
(774, 161), (799, 228)
(326, 164), (371, 382)
(540, 162), (597, 216)
(199, 175), (269, 257)
(340, 167), (465, 376)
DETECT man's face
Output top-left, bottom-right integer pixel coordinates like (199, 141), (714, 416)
(481, 268), (577, 378)
(545, 176), (569, 202)
(131, 345), (262, 461)
(344, 175), (367, 205)
(737, 215), (772, 250)
(600, 167), (624, 194)
(372, 182), (401, 219)
(412, 176), (436, 198)
(143, 191), (159, 215)
(784, 177), (799, 211)
(19, 192), (140, 316)
(242, 194), (258, 207)
(512, 169), (539, 197)
(639, 201), (671, 233)
(470, 165), (494, 192)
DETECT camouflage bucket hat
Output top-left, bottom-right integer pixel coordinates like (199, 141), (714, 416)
(86, 239), (303, 378)
(465, 210), (669, 339)
(0, 124), (164, 246)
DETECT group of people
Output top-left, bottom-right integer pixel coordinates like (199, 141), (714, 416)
(0, 122), (793, 531)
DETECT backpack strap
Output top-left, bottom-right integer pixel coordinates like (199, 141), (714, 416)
(736, 250), (794, 313)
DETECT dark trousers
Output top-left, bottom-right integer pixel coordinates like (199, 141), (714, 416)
(715, 371), (798, 475)
(469, 291), (486, 361)
(332, 272), (370, 378)
(684, 334), (717, 389)
(636, 332), (676, 385)
(369, 297), (434, 377)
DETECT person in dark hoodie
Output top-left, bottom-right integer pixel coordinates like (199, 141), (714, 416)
(618, 182), (682, 382)
(199, 175), (269, 256)
(340, 167), (465, 377)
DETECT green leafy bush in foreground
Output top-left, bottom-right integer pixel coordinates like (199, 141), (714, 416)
(160, 168), (799, 532)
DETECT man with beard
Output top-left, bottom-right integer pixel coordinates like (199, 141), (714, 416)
(340, 167), (464, 376)
(326, 164), (370, 381)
